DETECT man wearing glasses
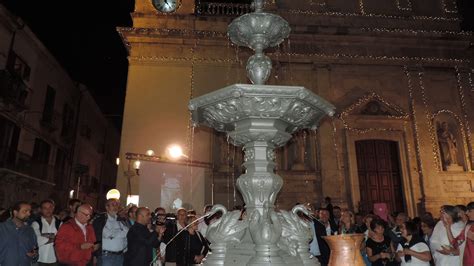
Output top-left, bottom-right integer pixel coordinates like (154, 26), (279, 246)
(55, 204), (98, 266)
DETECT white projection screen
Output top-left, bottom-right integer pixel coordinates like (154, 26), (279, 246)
(138, 161), (206, 213)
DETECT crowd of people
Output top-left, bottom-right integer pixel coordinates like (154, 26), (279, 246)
(0, 199), (210, 266)
(0, 196), (473, 266)
(309, 197), (474, 266)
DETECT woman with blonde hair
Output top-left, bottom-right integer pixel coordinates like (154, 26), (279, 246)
(339, 210), (357, 234)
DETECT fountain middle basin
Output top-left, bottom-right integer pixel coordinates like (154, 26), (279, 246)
(189, 83), (335, 265)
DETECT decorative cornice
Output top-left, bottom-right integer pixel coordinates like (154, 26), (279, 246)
(128, 53), (469, 67)
(339, 91), (409, 119)
(285, 9), (460, 22)
(117, 27), (227, 38)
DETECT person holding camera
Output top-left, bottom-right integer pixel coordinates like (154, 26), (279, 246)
(163, 208), (188, 265)
(125, 207), (166, 266)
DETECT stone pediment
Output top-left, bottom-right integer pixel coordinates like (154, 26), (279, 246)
(340, 92), (408, 119)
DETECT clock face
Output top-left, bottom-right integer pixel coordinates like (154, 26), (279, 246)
(152, 0), (181, 13)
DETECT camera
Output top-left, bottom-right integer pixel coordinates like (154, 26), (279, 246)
(151, 212), (176, 227)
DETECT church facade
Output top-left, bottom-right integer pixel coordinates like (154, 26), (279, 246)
(117, 0), (474, 216)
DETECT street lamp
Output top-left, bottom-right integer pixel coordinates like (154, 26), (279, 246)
(134, 160), (141, 175)
(167, 144), (187, 160)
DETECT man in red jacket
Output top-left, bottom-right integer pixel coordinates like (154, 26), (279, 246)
(55, 204), (98, 266)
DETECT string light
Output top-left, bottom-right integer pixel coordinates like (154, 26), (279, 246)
(339, 91), (409, 133)
(441, 0), (458, 13)
(128, 52), (468, 67)
(186, 41), (198, 202)
(360, 27), (472, 36)
(331, 119), (341, 174)
(358, 0), (365, 15)
(468, 70), (474, 92)
(395, 0), (412, 11)
(416, 69), (441, 172)
(129, 56), (238, 64)
(285, 9), (460, 21)
(404, 65), (424, 176)
(271, 52), (467, 65)
(118, 27), (228, 38)
(308, 0), (326, 7)
(455, 66), (473, 168)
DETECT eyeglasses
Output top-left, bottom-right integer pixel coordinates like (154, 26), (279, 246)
(79, 211), (92, 217)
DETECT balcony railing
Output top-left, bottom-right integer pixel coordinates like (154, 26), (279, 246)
(0, 146), (55, 183)
(196, 1), (252, 16)
(0, 70), (29, 110)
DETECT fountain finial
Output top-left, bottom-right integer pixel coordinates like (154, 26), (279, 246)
(252, 0), (265, 13)
(228, 0), (290, 85)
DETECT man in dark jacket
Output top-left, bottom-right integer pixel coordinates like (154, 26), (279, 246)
(124, 207), (165, 266)
(162, 208), (187, 264)
(312, 207), (336, 266)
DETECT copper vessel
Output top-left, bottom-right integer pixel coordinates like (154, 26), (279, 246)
(323, 234), (365, 266)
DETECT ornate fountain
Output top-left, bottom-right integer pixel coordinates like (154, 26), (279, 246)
(188, 0), (335, 265)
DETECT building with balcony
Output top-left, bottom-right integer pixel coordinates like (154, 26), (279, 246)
(0, 4), (120, 210)
(118, 0), (474, 216)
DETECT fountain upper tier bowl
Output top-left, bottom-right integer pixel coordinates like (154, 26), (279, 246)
(228, 12), (290, 50)
(189, 84), (335, 146)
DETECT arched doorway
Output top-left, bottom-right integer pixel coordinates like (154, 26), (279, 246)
(355, 140), (405, 214)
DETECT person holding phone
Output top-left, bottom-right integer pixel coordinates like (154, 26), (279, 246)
(396, 221), (431, 265)
(366, 218), (396, 266)
(55, 204), (98, 266)
(429, 205), (464, 265)
(0, 201), (38, 266)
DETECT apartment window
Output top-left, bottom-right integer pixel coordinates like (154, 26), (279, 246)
(32, 138), (50, 164)
(0, 117), (20, 165)
(54, 149), (67, 188)
(7, 52), (31, 81)
(80, 124), (92, 140)
(42, 86), (56, 123)
(61, 104), (75, 137)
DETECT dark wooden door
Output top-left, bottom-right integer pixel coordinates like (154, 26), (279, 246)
(356, 140), (405, 214)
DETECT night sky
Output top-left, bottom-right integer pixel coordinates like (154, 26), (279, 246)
(1, 0), (473, 130)
(2, 0), (134, 129)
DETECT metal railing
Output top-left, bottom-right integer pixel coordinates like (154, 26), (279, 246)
(196, 1), (252, 16)
(0, 146), (55, 182)
(0, 70), (29, 110)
